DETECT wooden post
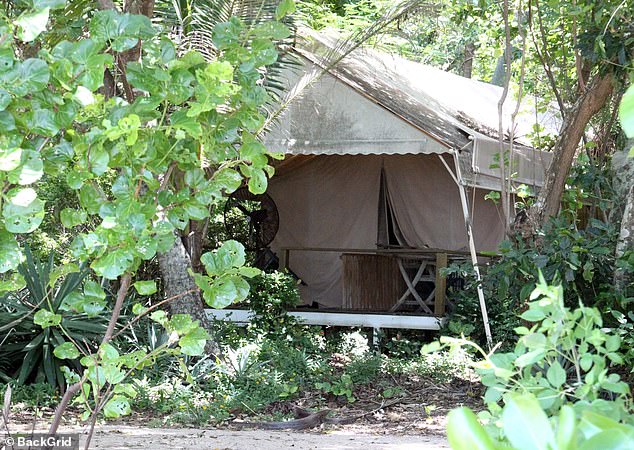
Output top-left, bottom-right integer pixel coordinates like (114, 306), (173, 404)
(282, 248), (290, 270)
(434, 253), (448, 316)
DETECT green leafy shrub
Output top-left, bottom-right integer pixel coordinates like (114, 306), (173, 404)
(345, 353), (383, 384)
(434, 275), (633, 449)
(478, 276), (630, 421)
(241, 271), (301, 335)
(315, 373), (356, 403)
(445, 216), (619, 347)
(448, 394), (634, 450)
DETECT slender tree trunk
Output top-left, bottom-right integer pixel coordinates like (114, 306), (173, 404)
(612, 141), (634, 293)
(526, 73), (613, 228)
(462, 41), (475, 78)
(491, 51), (507, 87)
(615, 185), (634, 292)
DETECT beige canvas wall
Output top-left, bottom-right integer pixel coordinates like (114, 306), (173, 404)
(268, 154), (505, 308)
(384, 155), (505, 252)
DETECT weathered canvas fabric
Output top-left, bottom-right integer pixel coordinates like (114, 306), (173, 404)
(268, 154), (505, 307)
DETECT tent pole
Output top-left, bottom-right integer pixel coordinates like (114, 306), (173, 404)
(441, 152), (493, 347)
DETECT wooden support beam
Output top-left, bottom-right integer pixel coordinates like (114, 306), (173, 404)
(435, 252), (448, 316)
(282, 248), (290, 270)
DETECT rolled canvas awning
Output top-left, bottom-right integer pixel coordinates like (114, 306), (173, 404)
(464, 134), (554, 191)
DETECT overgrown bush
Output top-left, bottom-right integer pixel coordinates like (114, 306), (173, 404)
(445, 215), (620, 347)
(434, 276), (633, 449)
(242, 271), (301, 335)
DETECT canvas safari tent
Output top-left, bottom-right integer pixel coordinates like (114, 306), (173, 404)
(209, 30), (557, 339)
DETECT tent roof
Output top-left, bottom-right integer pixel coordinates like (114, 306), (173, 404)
(264, 28), (557, 189)
(291, 29), (559, 150)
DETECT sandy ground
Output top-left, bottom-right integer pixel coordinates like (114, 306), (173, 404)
(7, 374), (474, 449)
(8, 425), (449, 450)
(90, 426), (449, 449)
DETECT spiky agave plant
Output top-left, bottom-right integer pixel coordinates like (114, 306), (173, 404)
(0, 248), (110, 391)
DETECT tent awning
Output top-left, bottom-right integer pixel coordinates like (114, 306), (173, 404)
(265, 137), (450, 156)
(460, 134), (553, 191)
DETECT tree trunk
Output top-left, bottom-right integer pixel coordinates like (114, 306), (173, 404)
(612, 141), (634, 293)
(462, 42), (475, 78)
(158, 234), (220, 354)
(526, 73), (613, 229)
(490, 51), (507, 87)
(615, 185), (634, 292)
(185, 220), (207, 274)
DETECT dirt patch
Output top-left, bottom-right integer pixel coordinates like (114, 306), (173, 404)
(7, 425), (449, 450)
(6, 376), (478, 449)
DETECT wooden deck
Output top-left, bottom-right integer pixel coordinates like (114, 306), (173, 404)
(280, 247), (469, 316)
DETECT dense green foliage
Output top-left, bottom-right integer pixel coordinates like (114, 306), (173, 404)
(431, 277), (634, 448)
(241, 271), (302, 335)
(0, 0), (299, 422)
(445, 216), (624, 344)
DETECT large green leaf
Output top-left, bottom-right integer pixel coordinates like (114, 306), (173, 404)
(212, 168), (242, 194)
(78, 183), (104, 214)
(0, 147), (22, 171)
(7, 59), (50, 96)
(32, 0), (66, 8)
(53, 342), (80, 360)
(33, 309), (62, 328)
(15, 8), (50, 42)
(0, 231), (22, 273)
(200, 240), (246, 276)
(171, 110), (202, 138)
(247, 167), (267, 194)
(91, 249), (133, 280)
(0, 90), (10, 110)
(446, 407), (496, 450)
(88, 147), (109, 175)
(502, 394), (555, 450)
(103, 395), (131, 418)
(90, 10), (154, 52)
(514, 349), (546, 368)
(2, 187), (45, 233)
(9, 150), (44, 185)
(0, 111), (15, 132)
(27, 108), (59, 137)
(556, 405), (577, 450)
(579, 430), (634, 450)
(60, 208), (87, 228)
(200, 274), (249, 309)
(546, 360), (567, 388)
(133, 280), (157, 296)
(275, 0), (296, 19)
(179, 327), (209, 356)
